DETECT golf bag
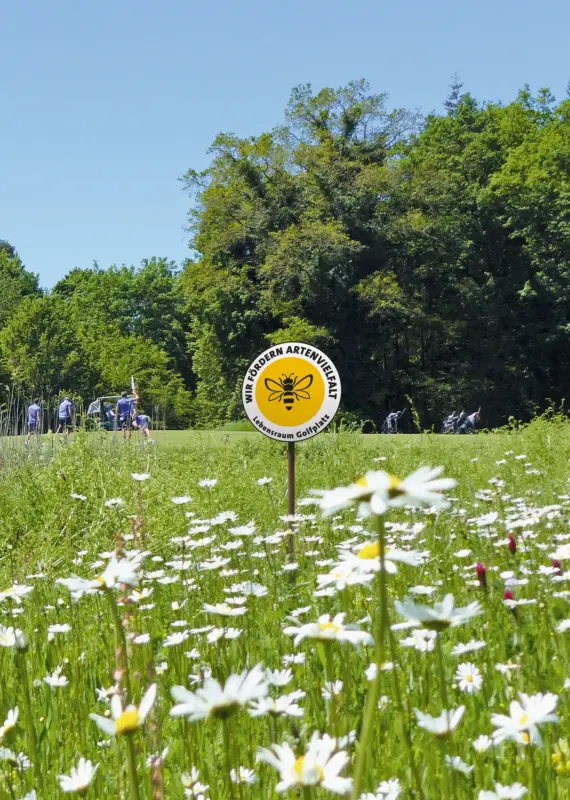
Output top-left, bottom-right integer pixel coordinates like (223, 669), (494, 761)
(457, 408), (481, 434)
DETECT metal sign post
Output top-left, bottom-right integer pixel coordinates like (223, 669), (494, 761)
(287, 440), (295, 517)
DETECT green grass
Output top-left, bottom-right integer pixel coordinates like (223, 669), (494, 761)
(0, 417), (570, 798)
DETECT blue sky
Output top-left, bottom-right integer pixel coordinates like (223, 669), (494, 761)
(2, 0), (569, 288)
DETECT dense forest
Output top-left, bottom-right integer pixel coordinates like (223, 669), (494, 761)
(2, 79), (570, 429)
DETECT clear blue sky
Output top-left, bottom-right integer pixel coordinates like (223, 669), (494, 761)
(1, 0), (568, 288)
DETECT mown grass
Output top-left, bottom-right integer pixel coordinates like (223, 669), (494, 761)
(1, 418), (570, 798)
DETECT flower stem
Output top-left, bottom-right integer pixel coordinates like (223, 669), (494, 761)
(387, 628), (425, 799)
(222, 718), (236, 799)
(435, 636), (457, 800)
(126, 735), (141, 800)
(324, 644), (339, 736)
(15, 651), (42, 791)
(105, 587), (132, 697)
(351, 514), (388, 799)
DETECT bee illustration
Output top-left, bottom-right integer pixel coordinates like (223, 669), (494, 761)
(264, 374), (313, 410)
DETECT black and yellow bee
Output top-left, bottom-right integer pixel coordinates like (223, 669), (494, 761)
(264, 374), (313, 411)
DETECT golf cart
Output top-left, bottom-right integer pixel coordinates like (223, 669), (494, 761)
(86, 395), (121, 431)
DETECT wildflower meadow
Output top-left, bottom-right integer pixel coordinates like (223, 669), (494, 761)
(1, 419), (570, 799)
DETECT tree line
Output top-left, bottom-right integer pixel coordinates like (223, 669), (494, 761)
(3, 79), (570, 429)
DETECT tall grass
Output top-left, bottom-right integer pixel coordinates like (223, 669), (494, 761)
(0, 418), (569, 798)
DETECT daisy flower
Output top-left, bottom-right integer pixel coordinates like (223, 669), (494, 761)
(57, 554), (142, 599)
(0, 627), (28, 650)
(307, 466), (456, 518)
(451, 640), (486, 656)
(491, 692), (559, 746)
(103, 498), (125, 508)
(58, 757), (99, 793)
(478, 784), (528, 799)
(249, 693), (304, 718)
(445, 755), (473, 774)
(0, 585), (34, 604)
(283, 613), (373, 648)
(473, 734), (493, 753)
(231, 766), (257, 784)
(0, 708), (18, 739)
(395, 594), (482, 632)
(338, 543), (427, 574)
(198, 479), (217, 489)
(456, 662), (483, 694)
(415, 706), (465, 737)
(170, 665), (267, 721)
(203, 603), (247, 617)
(257, 734), (351, 794)
(90, 684), (156, 736)
(131, 473), (150, 482)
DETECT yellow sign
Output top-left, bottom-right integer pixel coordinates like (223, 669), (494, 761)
(243, 343), (341, 441)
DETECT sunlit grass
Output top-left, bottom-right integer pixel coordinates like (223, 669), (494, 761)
(0, 417), (569, 798)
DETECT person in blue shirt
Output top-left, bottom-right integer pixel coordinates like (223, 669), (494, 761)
(134, 411), (151, 440)
(117, 392), (136, 440)
(27, 399), (42, 442)
(57, 397), (74, 437)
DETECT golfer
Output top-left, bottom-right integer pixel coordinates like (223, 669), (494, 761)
(117, 391), (135, 440)
(57, 397), (74, 437)
(134, 411), (151, 439)
(27, 399), (42, 442)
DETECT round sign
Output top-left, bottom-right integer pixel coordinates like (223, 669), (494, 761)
(242, 343), (341, 441)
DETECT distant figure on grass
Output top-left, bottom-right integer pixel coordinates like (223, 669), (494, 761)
(26, 399), (42, 443)
(382, 409), (406, 434)
(134, 411), (152, 440)
(105, 403), (116, 427)
(458, 409), (480, 434)
(57, 397), (74, 437)
(117, 391), (136, 440)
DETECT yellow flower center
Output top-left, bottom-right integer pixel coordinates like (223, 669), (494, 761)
(519, 713), (529, 728)
(386, 474), (403, 498)
(466, 675), (473, 683)
(294, 756), (305, 777)
(319, 621), (341, 633)
(357, 542), (380, 560)
(294, 756), (324, 782)
(522, 732), (530, 744)
(115, 709), (140, 735)
(357, 473), (403, 500)
(95, 576), (106, 587)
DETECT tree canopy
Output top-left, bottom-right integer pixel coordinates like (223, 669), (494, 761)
(3, 80), (570, 429)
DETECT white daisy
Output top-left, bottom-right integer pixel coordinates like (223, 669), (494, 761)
(0, 585), (34, 604)
(415, 706), (465, 737)
(58, 757), (99, 793)
(395, 594), (482, 631)
(445, 755), (473, 774)
(478, 783), (528, 799)
(456, 662), (483, 693)
(257, 734), (351, 794)
(90, 684), (156, 736)
(491, 692), (559, 746)
(170, 665), (268, 721)
(283, 613), (373, 648)
(473, 734), (493, 753)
